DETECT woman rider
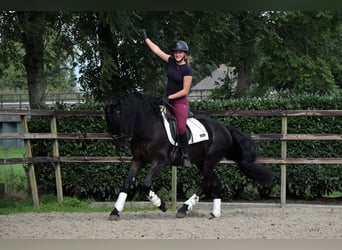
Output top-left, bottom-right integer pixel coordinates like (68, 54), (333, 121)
(139, 29), (192, 167)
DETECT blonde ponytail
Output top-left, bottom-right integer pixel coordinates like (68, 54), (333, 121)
(184, 55), (192, 65)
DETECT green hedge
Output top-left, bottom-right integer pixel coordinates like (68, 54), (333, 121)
(28, 93), (342, 201)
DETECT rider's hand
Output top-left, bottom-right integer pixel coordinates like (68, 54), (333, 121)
(138, 29), (148, 40)
(158, 96), (170, 106)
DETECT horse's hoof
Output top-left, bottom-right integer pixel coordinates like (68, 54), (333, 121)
(109, 209), (120, 221)
(175, 204), (188, 218)
(208, 213), (216, 220)
(108, 214), (120, 221)
(158, 201), (168, 212)
(175, 211), (187, 218)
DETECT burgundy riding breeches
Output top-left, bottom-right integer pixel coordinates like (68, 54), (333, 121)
(170, 96), (189, 135)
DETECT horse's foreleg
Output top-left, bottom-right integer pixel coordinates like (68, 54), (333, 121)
(109, 160), (142, 221)
(109, 192), (127, 220)
(141, 185), (167, 212)
(142, 161), (168, 212)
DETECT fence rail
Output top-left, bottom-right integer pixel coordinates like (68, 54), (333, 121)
(1, 109), (341, 208)
(2, 156), (342, 165)
(0, 92), (87, 109)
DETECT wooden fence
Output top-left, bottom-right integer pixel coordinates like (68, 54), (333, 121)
(1, 109), (342, 209)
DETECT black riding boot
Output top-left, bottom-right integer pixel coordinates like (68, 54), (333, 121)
(179, 133), (192, 167)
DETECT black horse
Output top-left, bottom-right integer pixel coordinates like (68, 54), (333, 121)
(104, 93), (273, 220)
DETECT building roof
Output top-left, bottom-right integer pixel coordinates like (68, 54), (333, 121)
(191, 64), (228, 91)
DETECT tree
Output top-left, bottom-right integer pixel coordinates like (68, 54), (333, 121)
(229, 11), (267, 97)
(0, 11), (77, 108)
(0, 12), (26, 91)
(71, 12), (142, 102)
(16, 12), (48, 108)
(0, 43), (26, 91)
(73, 11), (215, 102)
(2, 11), (341, 106)
(253, 11), (342, 95)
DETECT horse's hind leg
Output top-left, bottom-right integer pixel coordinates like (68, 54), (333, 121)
(176, 194), (200, 218)
(176, 168), (207, 218)
(208, 174), (222, 219)
(175, 170), (207, 218)
(176, 161), (222, 219)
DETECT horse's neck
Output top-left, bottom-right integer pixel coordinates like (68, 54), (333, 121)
(138, 116), (161, 137)
(131, 122), (169, 155)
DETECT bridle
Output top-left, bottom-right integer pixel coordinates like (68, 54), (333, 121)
(107, 104), (132, 151)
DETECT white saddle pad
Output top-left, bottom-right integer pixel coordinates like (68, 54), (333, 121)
(160, 106), (209, 146)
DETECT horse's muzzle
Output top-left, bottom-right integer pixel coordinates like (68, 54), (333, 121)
(116, 143), (129, 152)
(114, 138), (131, 152)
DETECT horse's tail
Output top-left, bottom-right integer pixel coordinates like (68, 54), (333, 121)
(225, 125), (274, 186)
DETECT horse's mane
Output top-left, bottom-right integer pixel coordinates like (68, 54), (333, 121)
(118, 93), (161, 137)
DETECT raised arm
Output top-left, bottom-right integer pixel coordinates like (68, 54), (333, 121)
(139, 29), (170, 62)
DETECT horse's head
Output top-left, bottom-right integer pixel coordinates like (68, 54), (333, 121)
(104, 93), (160, 151)
(104, 101), (131, 152)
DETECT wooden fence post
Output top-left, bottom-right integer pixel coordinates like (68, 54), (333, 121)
(21, 115), (40, 208)
(50, 115), (63, 203)
(280, 116), (288, 206)
(171, 166), (177, 208)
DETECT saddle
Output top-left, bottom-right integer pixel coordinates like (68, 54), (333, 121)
(160, 105), (209, 146)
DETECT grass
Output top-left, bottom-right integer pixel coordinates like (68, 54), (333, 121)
(323, 191), (342, 198)
(0, 147), (27, 193)
(0, 147), (25, 159)
(0, 195), (110, 215)
(0, 194), (161, 215)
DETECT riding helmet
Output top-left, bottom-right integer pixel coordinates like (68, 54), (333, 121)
(170, 40), (189, 52)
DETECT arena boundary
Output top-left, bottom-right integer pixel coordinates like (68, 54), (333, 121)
(1, 109), (341, 209)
